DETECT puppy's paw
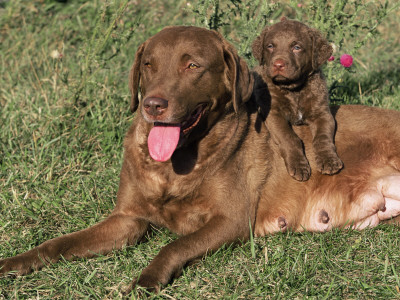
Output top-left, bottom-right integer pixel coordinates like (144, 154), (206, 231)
(316, 153), (343, 175)
(285, 155), (311, 181)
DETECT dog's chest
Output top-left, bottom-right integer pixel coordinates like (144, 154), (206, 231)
(139, 168), (194, 197)
(141, 187), (211, 235)
(291, 110), (304, 125)
(283, 93), (305, 125)
(150, 198), (212, 235)
(134, 166), (214, 234)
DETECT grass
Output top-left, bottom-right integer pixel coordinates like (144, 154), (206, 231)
(1, 0), (400, 298)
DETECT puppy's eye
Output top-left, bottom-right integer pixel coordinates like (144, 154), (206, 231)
(144, 62), (152, 68)
(266, 44), (274, 49)
(188, 63), (199, 69)
(293, 45), (301, 52)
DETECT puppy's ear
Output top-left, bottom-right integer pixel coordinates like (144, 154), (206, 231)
(251, 27), (269, 64)
(223, 42), (254, 113)
(251, 35), (263, 63)
(309, 28), (333, 70)
(129, 42), (147, 113)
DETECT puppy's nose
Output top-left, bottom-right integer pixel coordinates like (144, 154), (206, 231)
(143, 97), (168, 116)
(273, 59), (286, 71)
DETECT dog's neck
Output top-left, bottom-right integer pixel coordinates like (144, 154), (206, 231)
(270, 70), (320, 92)
(272, 79), (306, 92)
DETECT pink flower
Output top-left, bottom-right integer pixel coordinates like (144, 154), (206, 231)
(340, 54), (353, 68)
(297, 3), (303, 7)
(328, 56), (335, 62)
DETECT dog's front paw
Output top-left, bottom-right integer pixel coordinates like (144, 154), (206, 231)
(285, 155), (311, 181)
(0, 256), (32, 277)
(123, 274), (161, 297)
(316, 153), (343, 175)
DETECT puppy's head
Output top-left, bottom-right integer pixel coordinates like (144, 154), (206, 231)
(129, 26), (253, 162)
(252, 18), (332, 86)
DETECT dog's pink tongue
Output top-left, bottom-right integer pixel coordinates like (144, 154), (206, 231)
(148, 125), (181, 162)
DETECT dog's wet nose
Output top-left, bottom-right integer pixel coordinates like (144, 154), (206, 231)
(273, 59), (286, 71)
(143, 97), (168, 116)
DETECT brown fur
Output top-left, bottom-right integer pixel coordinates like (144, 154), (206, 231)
(252, 18), (343, 181)
(1, 26), (400, 295)
(0, 26), (266, 294)
(255, 100), (400, 234)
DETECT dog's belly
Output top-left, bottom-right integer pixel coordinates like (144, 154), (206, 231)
(255, 171), (400, 235)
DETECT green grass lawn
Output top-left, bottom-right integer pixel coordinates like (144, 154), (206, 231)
(1, 0), (400, 298)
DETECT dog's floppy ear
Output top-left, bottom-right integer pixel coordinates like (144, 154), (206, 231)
(129, 42), (147, 113)
(251, 27), (269, 64)
(223, 42), (254, 113)
(309, 28), (333, 70)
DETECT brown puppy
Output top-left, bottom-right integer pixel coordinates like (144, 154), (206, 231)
(0, 26), (265, 294)
(252, 18), (343, 181)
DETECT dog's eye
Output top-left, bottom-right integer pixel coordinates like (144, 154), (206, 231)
(266, 44), (274, 49)
(188, 63), (199, 70)
(293, 45), (302, 52)
(144, 62), (152, 68)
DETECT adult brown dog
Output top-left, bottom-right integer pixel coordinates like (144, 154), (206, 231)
(252, 18), (343, 181)
(0, 26), (263, 293)
(1, 26), (400, 294)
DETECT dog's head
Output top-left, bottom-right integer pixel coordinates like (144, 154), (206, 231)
(252, 18), (332, 86)
(129, 26), (253, 162)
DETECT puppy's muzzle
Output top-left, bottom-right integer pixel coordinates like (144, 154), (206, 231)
(273, 58), (286, 72)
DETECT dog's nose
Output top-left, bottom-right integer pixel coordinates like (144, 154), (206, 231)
(273, 59), (286, 71)
(143, 97), (168, 116)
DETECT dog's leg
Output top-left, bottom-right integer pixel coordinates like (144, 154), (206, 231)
(266, 113), (311, 181)
(309, 112), (343, 175)
(0, 214), (148, 276)
(126, 216), (245, 294)
(377, 174), (400, 221)
(338, 174), (400, 229)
